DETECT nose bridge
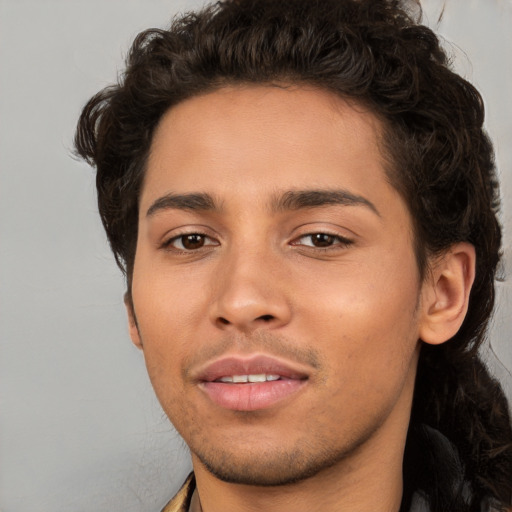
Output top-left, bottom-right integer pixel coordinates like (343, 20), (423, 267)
(211, 237), (291, 331)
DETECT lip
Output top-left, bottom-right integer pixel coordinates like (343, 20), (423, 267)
(196, 355), (310, 382)
(195, 355), (310, 411)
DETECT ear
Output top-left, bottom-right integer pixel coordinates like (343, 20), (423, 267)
(419, 242), (476, 346)
(124, 291), (143, 350)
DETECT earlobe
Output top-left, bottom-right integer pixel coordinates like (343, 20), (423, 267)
(419, 243), (476, 346)
(124, 291), (143, 350)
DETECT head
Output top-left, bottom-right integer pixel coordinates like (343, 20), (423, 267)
(76, 0), (500, 346)
(75, 0), (510, 508)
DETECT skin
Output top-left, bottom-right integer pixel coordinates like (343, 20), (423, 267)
(127, 85), (475, 512)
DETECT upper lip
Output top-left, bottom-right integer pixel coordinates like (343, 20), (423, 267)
(194, 354), (311, 382)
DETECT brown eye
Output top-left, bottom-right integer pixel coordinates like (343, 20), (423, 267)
(292, 232), (353, 250)
(309, 233), (336, 247)
(167, 233), (218, 251)
(181, 234), (205, 250)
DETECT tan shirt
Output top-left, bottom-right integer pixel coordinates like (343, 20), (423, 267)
(161, 473), (201, 512)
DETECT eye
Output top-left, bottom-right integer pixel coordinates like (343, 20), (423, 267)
(292, 233), (352, 249)
(165, 233), (218, 251)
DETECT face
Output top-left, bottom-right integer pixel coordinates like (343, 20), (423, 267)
(129, 85), (427, 485)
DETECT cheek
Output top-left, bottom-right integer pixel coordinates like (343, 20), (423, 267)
(301, 278), (420, 432)
(132, 255), (205, 331)
(297, 249), (420, 325)
(130, 276), (189, 386)
(296, 253), (421, 375)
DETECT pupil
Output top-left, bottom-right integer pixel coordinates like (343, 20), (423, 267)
(313, 234), (334, 247)
(183, 234), (204, 249)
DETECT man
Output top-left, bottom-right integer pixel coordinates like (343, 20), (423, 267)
(75, 0), (512, 510)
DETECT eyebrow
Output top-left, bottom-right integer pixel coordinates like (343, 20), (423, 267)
(145, 188), (380, 217)
(272, 189), (380, 216)
(146, 192), (218, 217)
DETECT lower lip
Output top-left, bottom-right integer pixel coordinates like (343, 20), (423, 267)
(200, 379), (306, 411)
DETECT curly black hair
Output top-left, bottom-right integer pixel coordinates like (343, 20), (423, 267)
(74, 1), (512, 509)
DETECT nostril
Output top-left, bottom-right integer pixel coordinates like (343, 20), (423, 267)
(215, 313), (277, 328)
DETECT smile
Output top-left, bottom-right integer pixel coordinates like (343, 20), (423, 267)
(195, 355), (310, 411)
(216, 374), (281, 383)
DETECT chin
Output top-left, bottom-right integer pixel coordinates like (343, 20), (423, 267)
(192, 436), (364, 487)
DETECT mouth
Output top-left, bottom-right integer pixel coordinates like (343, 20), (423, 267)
(196, 355), (309, 412)
(215, 373), (282, 383)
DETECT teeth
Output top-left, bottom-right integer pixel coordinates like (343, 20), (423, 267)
(218, 374), (281, 383)
(248, 374), (266, 382)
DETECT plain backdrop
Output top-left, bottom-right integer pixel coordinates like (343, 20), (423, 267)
(1, 1), (511, 510)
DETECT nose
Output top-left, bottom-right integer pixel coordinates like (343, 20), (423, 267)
(209, 248), (292, 333)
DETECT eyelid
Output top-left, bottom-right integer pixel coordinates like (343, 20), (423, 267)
(160, 228), (220, 252)
(289, 230), (354, 250)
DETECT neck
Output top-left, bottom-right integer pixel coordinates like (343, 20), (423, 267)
(191, 411), (409, 512)
(190, 348), (420, 512)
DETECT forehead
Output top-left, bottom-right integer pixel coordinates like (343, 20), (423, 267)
(142, 85), (392, 211)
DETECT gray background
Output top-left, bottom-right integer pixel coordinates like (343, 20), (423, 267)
(0, 1), (511, 510)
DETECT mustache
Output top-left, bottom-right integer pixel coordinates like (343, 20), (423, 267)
(181, 330), (322, 378)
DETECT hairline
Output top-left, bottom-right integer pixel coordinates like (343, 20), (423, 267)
(124, 81), (432, 292)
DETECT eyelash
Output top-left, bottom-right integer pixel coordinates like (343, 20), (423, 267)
(290, 233), (353, 251)
(162, 232), (218, 253)
(162, 231), (353, 253)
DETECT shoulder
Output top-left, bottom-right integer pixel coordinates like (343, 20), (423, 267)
(161, 473), (196, 512)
